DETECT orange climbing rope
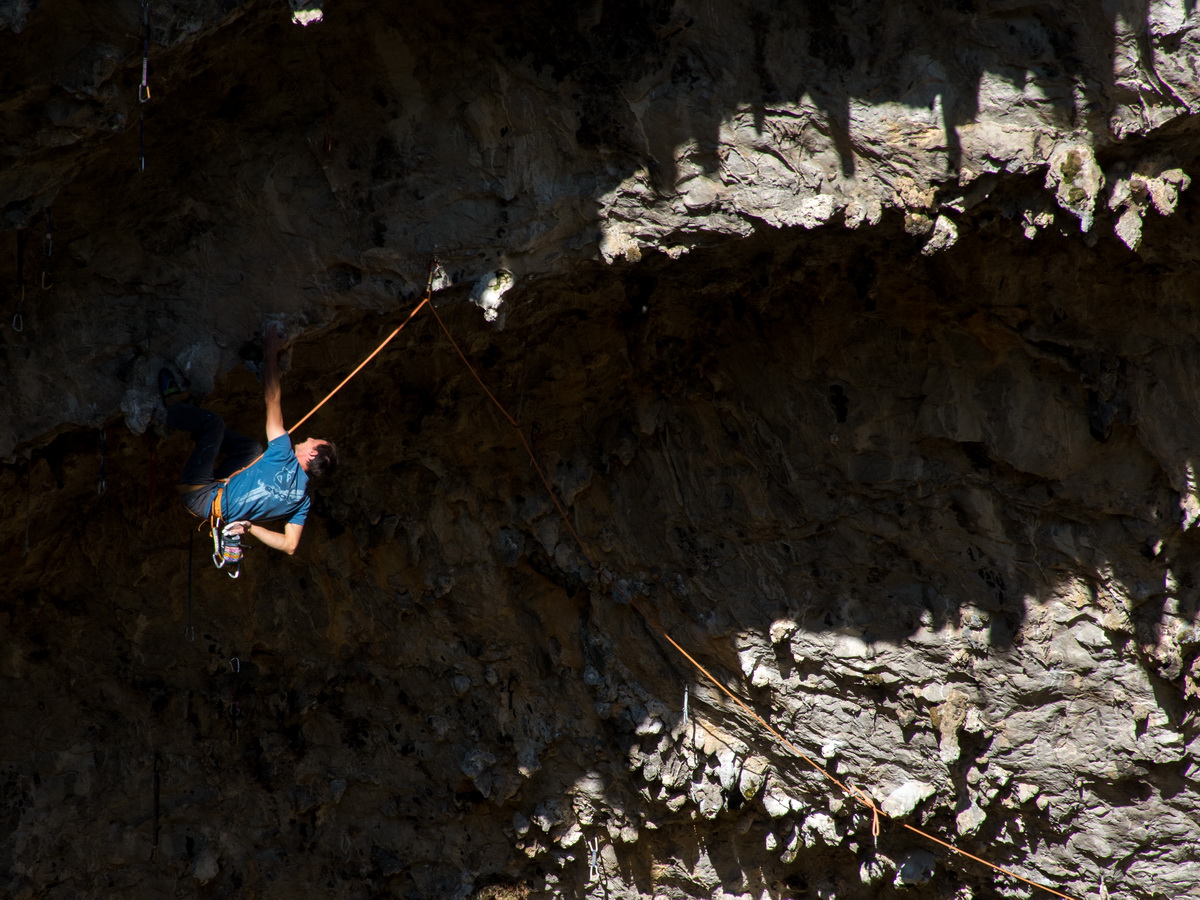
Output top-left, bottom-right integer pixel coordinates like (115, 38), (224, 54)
(288, 279), (433, 435)
(419, 288), (1083, 900)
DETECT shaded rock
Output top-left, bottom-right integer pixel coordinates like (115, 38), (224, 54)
(896, 849), (936, 886)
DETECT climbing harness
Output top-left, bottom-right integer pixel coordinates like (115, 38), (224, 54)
(41, 211), (52, 290)
(12, 227), (26, 332)
(97, 429), (107, 495)
(138, 1), (150, 171)
(193, 481), (240, 576)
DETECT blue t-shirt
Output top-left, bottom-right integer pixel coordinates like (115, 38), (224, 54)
(221, 435), (311, 525)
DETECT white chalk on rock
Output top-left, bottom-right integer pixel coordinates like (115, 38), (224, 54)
(880, 781), (936, 818)
(1045, 144), (1104, 232)
(921, 214), (959, 255)
(783, 194), (838, 229)
(289, 1), (324, 26)
(801, 812), (839, 847)
(470, 268), (514, 325)
(1015, 782), (1040, 803)
(739, 757), (767, 800)
(956, 802), (987, 836)
(761, 777), (804, 817)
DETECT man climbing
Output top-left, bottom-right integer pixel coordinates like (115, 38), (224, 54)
(161, 323), (338, 556)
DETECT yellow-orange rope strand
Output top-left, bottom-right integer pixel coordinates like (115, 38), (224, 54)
(288, 293), (431, 435)
(423, 298), (594, 559)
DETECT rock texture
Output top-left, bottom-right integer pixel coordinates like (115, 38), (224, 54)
(2, 1), (1200, 899)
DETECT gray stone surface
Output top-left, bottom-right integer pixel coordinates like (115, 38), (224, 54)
(2, 1), (1200, 899)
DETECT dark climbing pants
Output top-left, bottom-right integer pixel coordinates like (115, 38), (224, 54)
(167, 403), (262, 519)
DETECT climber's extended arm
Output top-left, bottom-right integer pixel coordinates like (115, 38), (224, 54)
(245, 521), (303, 556)
(264, 324), (285, 441)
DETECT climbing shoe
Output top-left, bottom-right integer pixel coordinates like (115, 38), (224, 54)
(157, 367), (187, 405)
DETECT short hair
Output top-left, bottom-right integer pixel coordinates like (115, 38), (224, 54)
(308, 440), (339, 481)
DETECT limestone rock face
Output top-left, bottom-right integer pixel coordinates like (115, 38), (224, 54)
(2, 2), (1199, 899)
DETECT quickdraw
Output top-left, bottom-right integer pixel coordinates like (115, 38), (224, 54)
(139, 1), (150, 171)
(586, 835), (602, 883)
(139, 1), (151, 103)
(182, 480), (250, 579)
(206, 479), (249, 577)
(211, 518), (248, 579)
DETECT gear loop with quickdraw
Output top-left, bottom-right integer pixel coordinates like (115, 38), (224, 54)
(210, 518), (248, 579)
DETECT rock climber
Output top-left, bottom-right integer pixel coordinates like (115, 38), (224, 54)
(160, 323), (338, 555)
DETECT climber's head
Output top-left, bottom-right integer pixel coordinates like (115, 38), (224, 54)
(295, 437), (338, 480)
